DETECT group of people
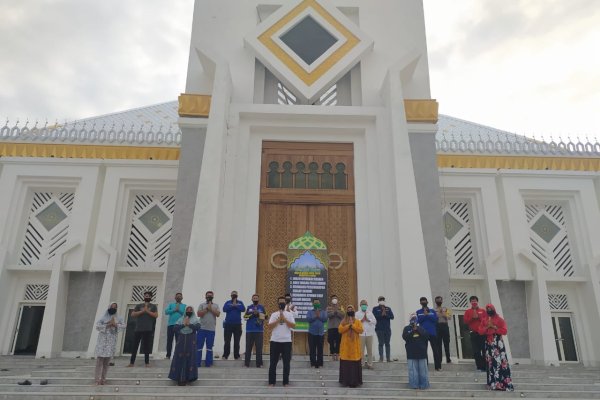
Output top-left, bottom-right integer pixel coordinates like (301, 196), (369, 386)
(93, 290), (513, 392)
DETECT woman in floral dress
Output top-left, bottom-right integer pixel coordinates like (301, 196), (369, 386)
(477, 303), (514, 391)
(94, 302), (126, 385)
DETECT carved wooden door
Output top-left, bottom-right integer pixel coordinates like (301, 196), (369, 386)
(256, 142), (357, 354)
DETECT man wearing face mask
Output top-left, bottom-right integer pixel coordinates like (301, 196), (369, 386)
(306, 298), (328, 368)
(164, 292), (186, 359)
(326, 295), (344, 361)
(222, 290), (245, 360)
(433, 296), (452, 364)
(196, 290), (221, 367)
(128, 291), (158, 367)
(355, 299), (377, 369)
(416, 297), (440, 370)
(372, 295), (394, 362)
(267, 296), (296, 387)
(463, 295), (486, 372)
(244, 294), (266, 368)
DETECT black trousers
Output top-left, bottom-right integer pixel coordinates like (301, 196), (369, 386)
(470, 331), (486, 370)
(130, 331), (153, 365)
(435, 323), (451, 362)
(166, 325), (179, 357)
(245, 332), (264, 367)
(428, 336), (442, 370)
(308, 334), (324, 367)
(223, 324), (242, 359)
(327, 328), (340, 354)
(268, 341), (292, 385)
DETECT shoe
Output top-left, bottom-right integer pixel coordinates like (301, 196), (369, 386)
(447, 359), (452, 363)
(368, 363), (374, 369)
(17, 380), (32, 385)
(126, 364), (134, 368)
(166, 355), (171, 359)
(435, 368), (441, 371)
(222, 356), (228, 360)
(40, 380), (48, 385)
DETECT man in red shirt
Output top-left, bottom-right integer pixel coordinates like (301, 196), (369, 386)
(463, 295), (486, 371)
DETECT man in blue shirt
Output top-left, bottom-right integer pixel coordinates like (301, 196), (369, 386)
(373, 295), (395, 362)
(416, 297), (440, 370)
(164, 292), (186, 359)
(244, 293), (266, 367)
(306, 298), (328, 368)
(222, 290), (245, 360)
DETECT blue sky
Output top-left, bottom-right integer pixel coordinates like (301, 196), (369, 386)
(0, 0), (598, 138)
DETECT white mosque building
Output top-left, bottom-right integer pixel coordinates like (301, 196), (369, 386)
(0, 0), (599, 368)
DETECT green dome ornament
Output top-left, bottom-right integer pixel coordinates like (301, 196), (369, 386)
(288, 231), (327, 250)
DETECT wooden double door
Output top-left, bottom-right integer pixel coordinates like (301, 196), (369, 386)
(256, 142), (357, 354)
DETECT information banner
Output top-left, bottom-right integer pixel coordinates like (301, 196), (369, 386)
(286, 232), (328, 331)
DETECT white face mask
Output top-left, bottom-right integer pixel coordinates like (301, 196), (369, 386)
(378, 301), (385, 306)
(332, 299), (338, 305)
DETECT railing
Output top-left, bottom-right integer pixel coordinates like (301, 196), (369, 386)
(0, 120), (181, 147)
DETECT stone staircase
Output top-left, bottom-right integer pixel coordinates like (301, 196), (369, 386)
(0, 355), (599, 399)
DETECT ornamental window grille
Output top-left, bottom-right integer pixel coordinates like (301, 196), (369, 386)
(276, 81), (338, 106)
(548, 293), (570, 311)
(450, 291), (469, 309)
(131, 285), (158, 303)
(19, 192), (74, 266)
(124, 194), (175, 268)
(266, 161), (347, 190)
(526, 204), (574, 277)
(23, 284), (49, 301)
(443, 201), (476, 275)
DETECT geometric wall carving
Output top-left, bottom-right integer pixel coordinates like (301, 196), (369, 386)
(19, 192), (74, 266)
(526, 204), (574, 277)
(131, 285), (158, 303)
(450, 291), (469, 309)
(548, 293), (569, 311)
(124, 194), (175, 268)
(23, 284), (50, 301)
(443, 201), (476, 275)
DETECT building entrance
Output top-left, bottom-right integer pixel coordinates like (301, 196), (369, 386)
(12, 304), (45, 355)
(256, 141), (357, 354)
(551, 313), (579, 363)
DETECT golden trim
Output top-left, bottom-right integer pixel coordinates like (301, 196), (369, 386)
(0, 143), (180, 160)
(258, 0), (360, 86)
(404, 99), (439, 123)
(178, 94), (211, 117)
(438, 154), (600, 171)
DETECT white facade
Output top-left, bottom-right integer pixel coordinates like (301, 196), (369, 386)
(0, 0), (599, 367)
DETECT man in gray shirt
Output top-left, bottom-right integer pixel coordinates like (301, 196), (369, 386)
(128, 291), (158, 367)
(196, 290), (221, 367)
(327, 294), (345, 360)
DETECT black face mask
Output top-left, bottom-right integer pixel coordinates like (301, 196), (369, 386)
(279, 303), (286, 310)
(435, 302), (442, 306)
(231, 295), (238, 300)
(206, 296), (213, 302)
(185, 311), (193, 317)
(144, 298), (151, 303)
(347, 311), (355, 317)
(487, 310), (495, 316)
(253, 300), (259, 305)
(420, 302), (428, 308)
(285, 298), (291, 304)
(107, 308), (116, 315)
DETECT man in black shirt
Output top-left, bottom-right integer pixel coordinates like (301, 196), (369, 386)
(128, 291), (158, 367)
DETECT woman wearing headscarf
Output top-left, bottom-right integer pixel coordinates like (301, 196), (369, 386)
(94, 302), (126, 385)
(169, 305), (201, 386)
(477, 304), (514, 391)
(338, 304), (364, 387)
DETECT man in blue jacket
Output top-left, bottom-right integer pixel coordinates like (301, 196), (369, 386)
(402, 314), (430, 389)
(164, 292), (186, 359)
(372, 295), (394, 362)
(244, 294), (266, 367)
(222, 290), (245, 360)
(416, 297), (440, 370)
(306, 298), (328, 368)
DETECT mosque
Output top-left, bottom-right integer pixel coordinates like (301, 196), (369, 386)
(0, 0), (599, 368)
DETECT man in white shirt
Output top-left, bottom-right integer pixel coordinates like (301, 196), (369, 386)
(355, 299), (377, 369)
(267, 296), (296, 387)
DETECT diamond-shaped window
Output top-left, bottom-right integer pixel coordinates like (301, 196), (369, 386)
(280, 15), (338, 65)
(531, 214), (561, 243)
(139, 205), (170, 234)
(36, 202), (67, 231)
(444, 212), (464, 240)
